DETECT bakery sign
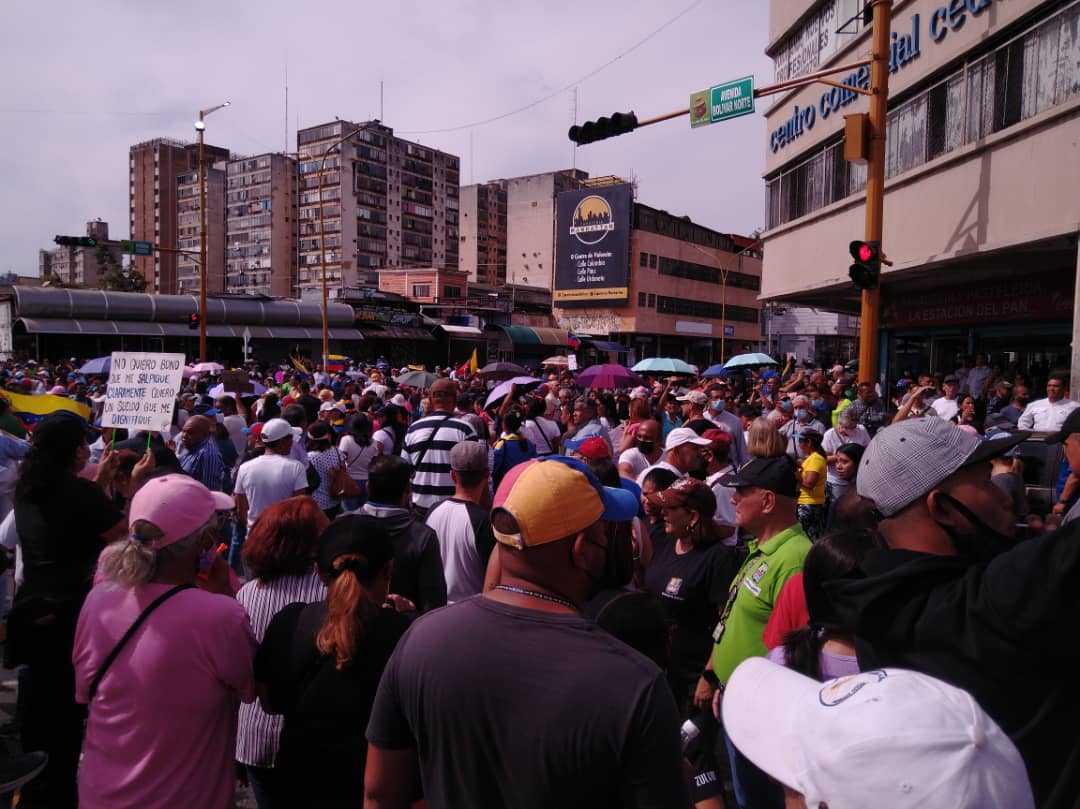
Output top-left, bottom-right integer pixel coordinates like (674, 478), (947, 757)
(881, 272), (1074, 329)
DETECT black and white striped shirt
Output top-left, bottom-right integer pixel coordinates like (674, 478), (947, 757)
(401, 411), (478, 510)
(235, 569), (326, 767)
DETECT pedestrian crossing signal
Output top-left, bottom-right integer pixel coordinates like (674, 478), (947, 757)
(848, 240), (880, 290)
(188, 312), (200, 330)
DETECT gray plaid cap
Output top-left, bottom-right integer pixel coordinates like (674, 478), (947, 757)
(857, 417), (983, 517)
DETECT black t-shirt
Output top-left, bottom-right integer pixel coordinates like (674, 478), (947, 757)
(255, 601), (411, 807)
(367, 596), (689, 809)
(644, 535), (739, 690)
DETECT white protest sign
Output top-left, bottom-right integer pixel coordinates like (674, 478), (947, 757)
(101, 352), (186, 432)
(567, 354), (578, 371)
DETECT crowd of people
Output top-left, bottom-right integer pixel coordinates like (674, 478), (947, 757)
(0, 349), (1075, 808)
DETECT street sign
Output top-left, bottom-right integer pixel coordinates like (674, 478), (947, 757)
(709, 76), (755, 123)
(119, 240), (154, 256)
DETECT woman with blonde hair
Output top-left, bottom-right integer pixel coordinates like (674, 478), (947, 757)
(254, 515), (411, 808)
(746, 416), (787, 460)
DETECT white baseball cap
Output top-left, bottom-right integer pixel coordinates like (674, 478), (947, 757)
(723, 658), (1034, 809)
(664, 427), (711, 451)
(260, 418), (302, 443)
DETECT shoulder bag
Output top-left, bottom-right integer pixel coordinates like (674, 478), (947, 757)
(330, 447), (362, 499)
(87, 584), (193, 702)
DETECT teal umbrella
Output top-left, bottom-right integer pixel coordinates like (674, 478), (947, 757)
(631, 357), (696, 375)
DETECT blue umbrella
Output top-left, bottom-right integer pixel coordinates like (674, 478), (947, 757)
(631, 357), (696, 375)
(722, 352), (778, 370)
(702, 363), (736, 378)
(78, 356), (111, 375)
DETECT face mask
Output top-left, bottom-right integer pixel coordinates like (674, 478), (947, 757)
(935, 493), (1017, 565)
(812, 399), (825, 410)
(637, 440), (656, 455)
(711, 399), (725, 413)
(795, 408), (808, 420)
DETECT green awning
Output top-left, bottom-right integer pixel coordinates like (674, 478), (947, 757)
(498, 325), (568, 347)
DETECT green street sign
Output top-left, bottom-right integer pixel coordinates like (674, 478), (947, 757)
(709, 76), (755, 123)
(120, 240), (153, 256)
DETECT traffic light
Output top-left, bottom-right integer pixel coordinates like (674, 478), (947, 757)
(54, 235), (98, 247)
(188, 312), (200, 330)
(568, 111), (638, 145)
(848, 240), (881, 290)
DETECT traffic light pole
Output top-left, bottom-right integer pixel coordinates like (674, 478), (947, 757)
(858, 0), (892, 385)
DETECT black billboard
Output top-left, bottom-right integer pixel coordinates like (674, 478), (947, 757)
(554, 183), (632, 307)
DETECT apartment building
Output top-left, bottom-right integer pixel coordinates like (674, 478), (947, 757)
(226, 153), (298, 297)
(129, 138), (230, 294)
(458, 181), (507, 285)
(762, 0), (1080, 381)
(38, 220), (122, 287)
(295, 120), (461, 298)
(176, 161), (226, 296)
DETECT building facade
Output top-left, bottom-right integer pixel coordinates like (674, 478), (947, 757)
(176, 162), (226, 295)
(458, 181), (507, 285)
(38, 220), (122, 287)
(129, 138), (230, 294)
(763, 305), (859, 366)
(376, 266), (468, 304)
(226, 153), (298, 297)
(762, 0), (1080, 383)
(504, 169), (589, 291)
(295, 120), (461, 299)
(554, 200), (763, 369)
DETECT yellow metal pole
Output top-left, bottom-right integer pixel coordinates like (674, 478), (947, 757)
(318, 154), (329, 369)
(198, 127), (207, 362)
(858, 0), (892, 385)
(720, 267), (728, 363)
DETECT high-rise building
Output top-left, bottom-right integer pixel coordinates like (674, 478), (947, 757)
(458, 181), (507, 285)
(295, 120), (460, 298)
(129, 138), (230, 294)
(226, 153), (298, 297)
(176, 161), (226, 296)
(38, 220), (122, 287)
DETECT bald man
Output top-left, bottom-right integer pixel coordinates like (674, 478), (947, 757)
(177, 414), (227, 492)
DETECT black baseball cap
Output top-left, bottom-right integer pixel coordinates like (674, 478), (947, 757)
(317, 515), (394, 580)
(1047, 409), (1080, 444)
(717, 456), (799, 499)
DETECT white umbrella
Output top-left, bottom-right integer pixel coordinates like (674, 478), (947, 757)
(209, 381), (267, 398)
(186, 362), (225, 375)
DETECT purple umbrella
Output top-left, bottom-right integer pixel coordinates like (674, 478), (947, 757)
(484, 376), (542, 409)
(576, 364), (642, 389)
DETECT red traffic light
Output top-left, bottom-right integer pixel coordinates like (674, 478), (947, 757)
(858, 243), (873, 262)
(848, 240), (881, 290)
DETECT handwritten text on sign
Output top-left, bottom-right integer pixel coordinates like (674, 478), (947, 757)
(101, 353), (186, 432)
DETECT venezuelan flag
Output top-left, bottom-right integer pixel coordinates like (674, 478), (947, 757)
(326, 354), (349, 373)
(567, 332), (581, 350)
(5, 391), (91, 427)
(289, 356), (310, 379)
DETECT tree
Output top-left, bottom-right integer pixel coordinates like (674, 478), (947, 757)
(96, 246), (146, 292)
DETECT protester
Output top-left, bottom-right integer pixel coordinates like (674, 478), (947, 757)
(255, 516), (412, 808)
(521, 396), (561, 457)
(401, 378), (478, 517)
(364, 456), (688, 808)
(930, 374), (962, 421)
(234, 419), (310, 532)
(616, 418), (663, 480)
(73, 474), (255, 809)
(305, 421), (344, 519)
(425, 442), (496, 603)
(176, 414), (228, 492)
(636, 426), (710, 484)
(337, 412), (378, 511)
(356, 455), (447, 613)
(8, 414), (134, 808)
(794, 430), (827, 540)
(562, 397), (613, 456)
(700, 428), (737, 539)
(822, 407), (870, 500)
(235, 496), (329, 807)
(723, 659), (1035, 809)
(492, 409), (537, 490)
(746, 416), (787, 459)
(1018, 373), (1078, 430)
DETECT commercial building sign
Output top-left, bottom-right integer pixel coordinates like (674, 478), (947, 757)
(554, 184), (632, 307)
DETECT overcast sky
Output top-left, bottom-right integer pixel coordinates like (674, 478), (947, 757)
(0, 0), (772, 276)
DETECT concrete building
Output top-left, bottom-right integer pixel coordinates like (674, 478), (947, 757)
(129, 138), (230, 294)
(295, 120), (460, 299)
(377, 266), (468, 303)
(38, 220), (122, 287)
(458, 181), (507, 285)
(763, 305), (859, 366)
(504, 169), (589, 291)
(553, 189), (763, 369)
(176, 162), (226, 296)
(226, 153), (298, 297)
(761, 0), (1080, 384)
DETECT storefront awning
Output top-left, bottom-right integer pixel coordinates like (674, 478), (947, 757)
(585, 339), (625, 352)
(358, 325), (434, 341)
(15, 318), (364, 341)
(497, 325), (568, 347)
(436, 324), (485, 337)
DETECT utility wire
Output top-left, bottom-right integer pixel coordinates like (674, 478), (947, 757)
(397, 0), (707, 135)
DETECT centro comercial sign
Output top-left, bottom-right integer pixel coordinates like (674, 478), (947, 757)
(769, 0), (998, 153)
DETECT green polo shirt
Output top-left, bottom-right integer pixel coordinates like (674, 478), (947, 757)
(711, 523), (811, 685)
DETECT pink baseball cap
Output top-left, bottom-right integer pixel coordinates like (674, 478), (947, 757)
(129, 473), (234, 549)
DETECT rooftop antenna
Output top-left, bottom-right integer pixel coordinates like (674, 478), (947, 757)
(380, 80), (384, 121)
(284, 59), (289, 152)
(571, 87), (578, 170)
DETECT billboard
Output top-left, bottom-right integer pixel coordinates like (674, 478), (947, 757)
(554, 183), (632, 307)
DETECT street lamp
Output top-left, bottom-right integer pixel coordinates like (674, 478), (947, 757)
(196, 100), (230, 362)
(314, 126), (364, 369)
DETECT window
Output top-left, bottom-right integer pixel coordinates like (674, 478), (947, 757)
(443, 285), (462, 299)
(639, 252), (648, 267)
(412, 283), (431, 298)
(647, 293), (656, 308)
(638, 291), (646, 305)
(648, 254), (657, 269)
(656, 296), (759, 323)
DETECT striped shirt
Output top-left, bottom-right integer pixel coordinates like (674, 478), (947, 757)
(177, 439), (227, 492)
(401, 411), (478, 510)
(235, 569), (326, 767)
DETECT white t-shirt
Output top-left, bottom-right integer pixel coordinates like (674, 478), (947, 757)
(822, 425), (871, 488)
(338, 435), (379, 481)
(234, 454), (309, 528)
(223, 414), (248, 459)
(931, 396), (960, 422)
(618, 447), (658, 480)
(372, 427), (395, 455)
(521, 417), (561, 456)
(706, 464), (738, 544)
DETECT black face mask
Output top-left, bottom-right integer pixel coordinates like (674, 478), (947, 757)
(935, 493), (1018, 565)
(637, 440), (656, 454)
(588, 521), (635, 593)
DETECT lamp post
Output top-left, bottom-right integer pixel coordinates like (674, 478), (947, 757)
(195, 100), (230, 362)
(314, 126), (364, 369)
